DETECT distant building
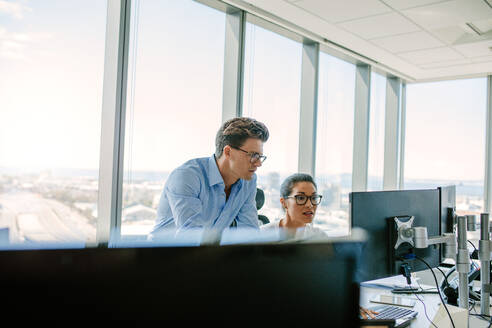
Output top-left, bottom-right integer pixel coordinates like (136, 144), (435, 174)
(152, 193), (161, 209)
(122, 204), (157, 223)
(74, 202), (96, 214)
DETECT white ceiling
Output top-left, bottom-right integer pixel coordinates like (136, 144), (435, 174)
(225, 0), (492, 82)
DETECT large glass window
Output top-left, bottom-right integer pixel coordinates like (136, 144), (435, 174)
(367, 72), (387, 191)
(315, 53), (355, 236)
(405, 78), (487, 215)
(121, 0), (225, 237)
(0, 1), (107, 245)
(242, 18), (302, 223)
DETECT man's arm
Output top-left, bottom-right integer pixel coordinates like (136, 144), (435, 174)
(235, 178), (260, 230)
(165, 169), (206, 231)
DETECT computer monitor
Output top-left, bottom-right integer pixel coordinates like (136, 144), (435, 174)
(350, 189), (441, 282)
(439, 185), (457, 234)
(0, 241), (361, 326)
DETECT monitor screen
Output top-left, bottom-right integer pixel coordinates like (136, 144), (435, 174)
(0, 241), (361, 326)
(350, 189), (441, 282)
(439, 185), (456, 234)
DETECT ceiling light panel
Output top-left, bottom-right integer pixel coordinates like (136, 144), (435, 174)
(381, 0), (452, 10)
(431, 26), (477, 44)
(338, 12), (420, 39)
(418, 58), (472, 69)
(453, 40), (492, 57)
(470, 55), (492, 63)
(371, 31), (445, 53)
(402, 0), (492, 30)
(398, 47), (464, 64)
(293, 0), (391, 23)
(472, 18), (492, 34)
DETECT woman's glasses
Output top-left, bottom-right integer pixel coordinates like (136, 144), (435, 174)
(285, 194), (323, 206)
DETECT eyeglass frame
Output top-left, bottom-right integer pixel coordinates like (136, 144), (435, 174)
(230, 146), (267, 163)
(284, 194), (323, 206)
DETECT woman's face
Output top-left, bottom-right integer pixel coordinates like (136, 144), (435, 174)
(281, 181), (318, 226)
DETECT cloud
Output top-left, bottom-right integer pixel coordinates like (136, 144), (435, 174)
(0, 26), (53, 62)
(0, 0), (32, 19)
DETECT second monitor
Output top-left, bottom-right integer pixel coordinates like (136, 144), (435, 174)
(350, 188), (441, 282)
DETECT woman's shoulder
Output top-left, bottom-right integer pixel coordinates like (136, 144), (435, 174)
(260, 219), (281, 230)
(303, 224), (329, 239)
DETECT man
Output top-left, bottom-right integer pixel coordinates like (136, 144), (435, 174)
(150, 117), (269, 242)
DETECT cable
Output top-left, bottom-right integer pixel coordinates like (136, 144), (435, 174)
(441, 265), (456, 291)
(435, 266), (450, 288)
(468, 240), (478, 251)
(470, 313), (492, 322)
(414, 255), (456, 328)
(413, 290), (439, 328)
(444, 266), (456, 282)
(414, 280), (441, 327)
(470, 314), (492, 328)
(469, 298), (476, 313)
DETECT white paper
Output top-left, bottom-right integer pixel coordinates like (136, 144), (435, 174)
(360, 275), (433, 290)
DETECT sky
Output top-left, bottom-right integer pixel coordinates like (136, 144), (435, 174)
(405, 77), (487, 181)
(242, 21), (302, 176)
(0, 0), (488, 185)
(316, 53), (355, 178)
(0, 0), (106, 171)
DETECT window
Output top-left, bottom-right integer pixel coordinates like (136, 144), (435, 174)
(0, 1), (107, 245)
(121, 0), (225, 237)
(242, 18), (302, 223)
(405, 78), (487, 215)
(367, 72), (387, 191)
(315, 53), (355, 236)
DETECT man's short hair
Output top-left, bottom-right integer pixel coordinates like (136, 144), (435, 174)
(215, 117), (269, 158)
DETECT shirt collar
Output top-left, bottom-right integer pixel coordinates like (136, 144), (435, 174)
(208, 154), (224, 187)
(208, 154), (243, 189)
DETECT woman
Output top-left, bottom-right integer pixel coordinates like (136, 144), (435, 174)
(261, 173), (326, 241)
(261, 173), (378, 319)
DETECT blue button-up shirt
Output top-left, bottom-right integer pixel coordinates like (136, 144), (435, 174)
(151, 155), (259, 237)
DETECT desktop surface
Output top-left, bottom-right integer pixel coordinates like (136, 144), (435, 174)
(359, 271), (491, 327)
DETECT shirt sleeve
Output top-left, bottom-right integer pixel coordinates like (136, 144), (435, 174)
(165, 168), (206, 231)
(235, 177), (260, 230)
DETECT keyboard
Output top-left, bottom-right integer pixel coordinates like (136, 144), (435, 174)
(361, 305), (418, 328)
(373, 305), (416, 320)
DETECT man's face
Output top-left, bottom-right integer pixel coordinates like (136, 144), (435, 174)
(228, 138), (264, 181)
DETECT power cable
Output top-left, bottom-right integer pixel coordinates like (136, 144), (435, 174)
(414, 255), (456, 328)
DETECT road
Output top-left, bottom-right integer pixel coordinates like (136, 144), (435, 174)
(0, 192), (96, 244)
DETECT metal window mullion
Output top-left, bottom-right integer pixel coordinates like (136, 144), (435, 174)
(485, 76), (492, 213)
(97, 0), (131, 246)
(298, 41), (319, 176)
(383, 77), (401, 190)
(352, 65), (371, 192)
(222, 9), (245, 121)
(398, 83), (406, 190)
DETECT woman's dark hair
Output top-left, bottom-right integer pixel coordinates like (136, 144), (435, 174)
(280, 173), (317, 198)
(215, 117), (269, 158)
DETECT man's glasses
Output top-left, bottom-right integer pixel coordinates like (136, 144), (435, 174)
(231, 146), (267, 163)
(285, 194), (323, 206)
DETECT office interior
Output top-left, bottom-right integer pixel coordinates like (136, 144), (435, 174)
(1, 0), (492, 326)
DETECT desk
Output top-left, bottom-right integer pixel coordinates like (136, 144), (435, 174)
(359, 270), (491, 327)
